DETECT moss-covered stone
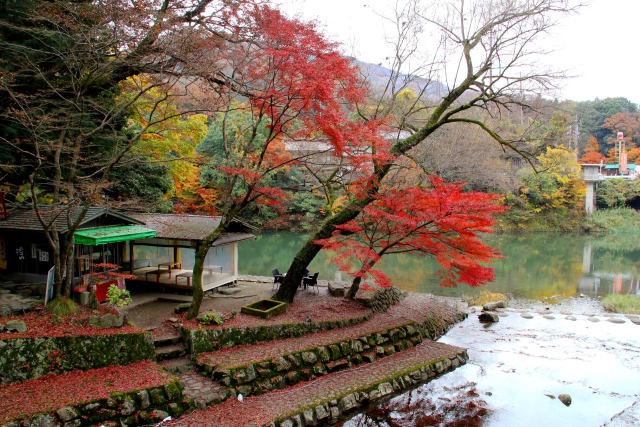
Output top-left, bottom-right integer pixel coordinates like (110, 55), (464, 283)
(0, 332), (155, 383)
(182, 312), (372, 355)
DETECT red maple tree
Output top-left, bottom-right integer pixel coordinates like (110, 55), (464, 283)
(184, 4), (385, 318)
(579, 136), (605, 164)
(315, 176), (505, 298)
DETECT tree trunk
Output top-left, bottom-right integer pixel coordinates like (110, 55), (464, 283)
(52, 237), (63, 298)
(62, 240), (75, 297)
(346, 276), (362, 300)
(274, 201), (368, 302)
(186, 243), (207, 319)
(186, 225), (226, 319)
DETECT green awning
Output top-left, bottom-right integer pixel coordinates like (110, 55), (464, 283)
(74, 225), (156, 245)
(604, 163), (637, 170)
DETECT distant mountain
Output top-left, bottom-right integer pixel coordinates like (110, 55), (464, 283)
(354, 60), (448, 99)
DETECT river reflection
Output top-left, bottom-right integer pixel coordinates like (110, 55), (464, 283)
(239, 232), (640, 300)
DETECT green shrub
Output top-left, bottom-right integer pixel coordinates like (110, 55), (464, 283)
(586, 208), (640, 232)
(596, 179), (640, 208)
(106, 285), (132, 307)
(602, 294), (640, 314)
(196, 310), (224, 325)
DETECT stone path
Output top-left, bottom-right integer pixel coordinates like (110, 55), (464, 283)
(470, 307), (640, 325)
(168, 341), (467, 426)
(177, 371), (227, 409)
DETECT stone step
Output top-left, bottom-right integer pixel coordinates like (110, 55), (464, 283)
(153, 333), (182, 348)
(177, 371), (227, 410)
(195, 317), (423, 398)
(158, 356), (193, 375)
(166, 341), (468, 426)
(156, 343), (187, 361)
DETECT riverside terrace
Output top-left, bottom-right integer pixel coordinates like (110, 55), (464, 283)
(0, 206), (255, 298)
(0, 285), (470, 426)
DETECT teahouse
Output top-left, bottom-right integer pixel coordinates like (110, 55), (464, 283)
(0, 206), (255, 295)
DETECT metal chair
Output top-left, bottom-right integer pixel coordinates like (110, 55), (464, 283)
(298, 269), (310, 289)
(302, 272), (319, 294)
(272, 268), (285, 290)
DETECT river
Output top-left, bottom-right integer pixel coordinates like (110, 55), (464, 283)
(239, 232), (640, 300)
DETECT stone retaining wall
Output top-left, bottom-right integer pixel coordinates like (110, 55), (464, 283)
(271, 350), (469, 427)
(0, 332), (155, 384)
(4, 379), (188, 427)
(419, 311), (468, 340)
(181, 313), (372, 355)
(197, 322), (423, 400)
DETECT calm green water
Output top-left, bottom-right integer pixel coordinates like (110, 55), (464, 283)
(239, 232), (640, 300)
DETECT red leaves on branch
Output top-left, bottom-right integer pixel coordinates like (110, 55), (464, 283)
(315, 176), (506, 289)
(187, 4), (388, 215)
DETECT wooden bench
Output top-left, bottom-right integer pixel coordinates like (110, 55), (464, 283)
(175, 271), (193, 287)
(145, 269), (169, 283)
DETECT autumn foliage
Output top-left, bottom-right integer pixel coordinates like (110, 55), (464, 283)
(315, 176), (505, 295)
(603, 113), (640, 149)
(579, 136), (605, 164)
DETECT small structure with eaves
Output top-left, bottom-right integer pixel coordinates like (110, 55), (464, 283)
(0, 206), (255, 295)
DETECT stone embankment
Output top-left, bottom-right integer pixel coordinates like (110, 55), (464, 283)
(169, 341), (468, 426)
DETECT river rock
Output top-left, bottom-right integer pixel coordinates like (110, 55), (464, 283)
(565, 316), (576, 321)
(607, 317), (625, 324)
(5, 320), (27, 333)
(543, 314), (555, 320)
(558, 394), (572, 406)
(521, 313), (534, 319)
(478, 312), (499, 323)
(483, 300), (507, 311)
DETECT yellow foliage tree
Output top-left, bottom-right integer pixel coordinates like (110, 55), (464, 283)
(520, 146), (585, 212)
(120, 76), (208, 198)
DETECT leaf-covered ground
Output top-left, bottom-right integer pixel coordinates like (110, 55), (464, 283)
(180, 295), (370, 330)
(0, 361), (174, 423)
(0, 305), (143, 340)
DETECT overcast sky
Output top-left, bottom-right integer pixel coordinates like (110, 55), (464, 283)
(276, 0), (640, 105)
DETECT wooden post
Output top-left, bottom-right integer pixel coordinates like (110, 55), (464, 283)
(129, 241), (134, 274)
(233, 243), (238, 276)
